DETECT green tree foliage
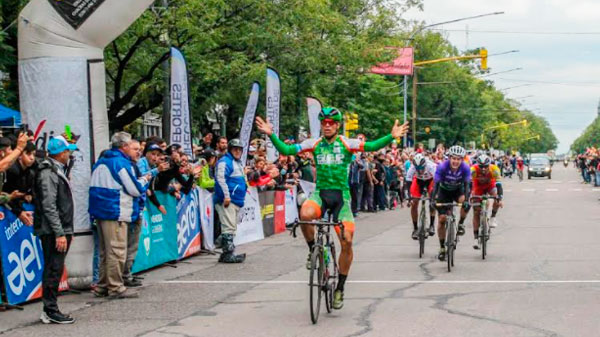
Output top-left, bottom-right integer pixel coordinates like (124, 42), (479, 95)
(571, 117), (600, 153)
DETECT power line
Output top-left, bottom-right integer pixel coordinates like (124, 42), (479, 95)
(497, 78), (600, 88)
(432, 28), (600, 36)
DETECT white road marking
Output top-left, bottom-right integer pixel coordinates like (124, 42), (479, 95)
(161, 280), (600, 285)
(568, 180), (578, 183)
(504, 189), (512, 192)
(593, 189), (600, 192)
(546, 188), (559, 192)
(571, 188), (582, 192)
(522, 188), (535, 192)
(552, 181), (563, 184)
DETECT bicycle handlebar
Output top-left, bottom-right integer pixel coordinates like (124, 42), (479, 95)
(290, 220), (346, 240)
(435, 202), (463, 207)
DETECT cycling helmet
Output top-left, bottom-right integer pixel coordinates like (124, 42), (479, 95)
(477, 154), (492, 167)
(228, 138), (244, 149)
(447, 145), (466, 158)
(413, 153), (426, 169)
(318, 107), (343, 122)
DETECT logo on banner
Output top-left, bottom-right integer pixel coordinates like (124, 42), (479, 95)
(176, 191), (200, 256)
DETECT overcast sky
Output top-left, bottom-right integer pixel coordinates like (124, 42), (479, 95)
(403, 0), (600, 153)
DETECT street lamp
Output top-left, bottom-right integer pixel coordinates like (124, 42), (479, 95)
(401, 11), (505, 147)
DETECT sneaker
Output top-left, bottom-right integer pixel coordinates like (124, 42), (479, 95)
(411, 229), (419, 240)
(438, 247), (446, 261)
(306, 252), (312, 270)
(41, 311), (75, 324)
(473, 239), (480, 250)
(124, 278), (142, 287)
(109, 289), (139, 300)
(489, 217), (498, 228)
(333, 290), (344, 310)
(92, 287), (108, 298)
(457, 224), (465, 236)
(428, 225), (435, 237)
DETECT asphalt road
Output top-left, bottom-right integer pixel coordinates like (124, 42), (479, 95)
(2, 164), (600, 337)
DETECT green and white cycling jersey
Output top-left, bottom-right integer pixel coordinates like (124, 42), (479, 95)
(269, 133), (393, 191)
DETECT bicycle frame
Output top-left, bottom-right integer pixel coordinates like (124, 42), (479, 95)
(436, 202), (462, 272)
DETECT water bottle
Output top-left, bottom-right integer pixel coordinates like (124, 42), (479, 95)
(323, 246), (330, 265)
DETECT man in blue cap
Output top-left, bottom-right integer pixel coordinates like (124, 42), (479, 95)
(34, 135), (77, 324)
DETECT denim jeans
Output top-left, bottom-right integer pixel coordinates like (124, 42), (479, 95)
(91, 224), (100, 285)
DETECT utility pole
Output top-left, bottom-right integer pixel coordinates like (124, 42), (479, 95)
(161, 0), (170, 140)
(412, 69), (418, 146)
(402, 76), (408, 146)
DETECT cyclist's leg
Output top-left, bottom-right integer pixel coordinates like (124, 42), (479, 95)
(409, 177), (421, 234)
(300, 191), (322, 251)
(488, 186), (500, 227)
(427, 179), (436, 232)
(332, 191), (354, 309)
(436, 189), (453, 247)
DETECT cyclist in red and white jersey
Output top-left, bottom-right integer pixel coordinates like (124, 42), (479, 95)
(406, 154), (437, 239)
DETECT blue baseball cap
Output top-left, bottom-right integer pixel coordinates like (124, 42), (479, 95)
(47, 135), (77, 155)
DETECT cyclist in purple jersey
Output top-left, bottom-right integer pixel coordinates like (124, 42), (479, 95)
(431, 146), (471, 261)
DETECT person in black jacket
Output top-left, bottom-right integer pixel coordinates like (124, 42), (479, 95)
(34, 136), (77, 324)
(3, 141), (36, 225)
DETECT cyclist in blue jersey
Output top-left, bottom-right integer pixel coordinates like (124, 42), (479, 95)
(431, 146), (471, 261)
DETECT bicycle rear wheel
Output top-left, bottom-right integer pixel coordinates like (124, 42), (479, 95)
(309, 245), (323, 324)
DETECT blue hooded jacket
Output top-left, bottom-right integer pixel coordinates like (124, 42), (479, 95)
(89, 149), (149, 222)
(214, 152), (247, 207)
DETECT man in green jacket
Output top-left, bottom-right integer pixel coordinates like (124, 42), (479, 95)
(256, 107), (408, 310)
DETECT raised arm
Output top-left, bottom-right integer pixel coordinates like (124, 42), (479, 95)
(255, 116), (299, 155)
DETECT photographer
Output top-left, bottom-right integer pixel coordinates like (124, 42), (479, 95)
(153, 144), (195, 195)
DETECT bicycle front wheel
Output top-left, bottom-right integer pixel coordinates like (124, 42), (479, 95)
(446, 219), (455, 272)
(418, 205), (427, 258)
(481, 217), (488, 260)
(309, 245), (323, 324)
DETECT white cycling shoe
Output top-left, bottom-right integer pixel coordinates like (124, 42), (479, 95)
(473, 239), (480, 250)
(489, 217), (498, 228)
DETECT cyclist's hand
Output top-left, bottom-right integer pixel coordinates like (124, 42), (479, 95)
(255, 116), (273, 136)
(391, 120), (409, 138)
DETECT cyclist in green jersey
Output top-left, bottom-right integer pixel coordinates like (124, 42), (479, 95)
(256, 108), (408, 310)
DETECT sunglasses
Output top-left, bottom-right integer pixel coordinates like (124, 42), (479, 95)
(321, 119), (337, 127)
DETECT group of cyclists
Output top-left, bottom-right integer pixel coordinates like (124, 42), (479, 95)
(254, 107), (506, 312)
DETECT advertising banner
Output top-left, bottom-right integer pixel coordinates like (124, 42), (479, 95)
(265, 68), (280, 162)
(370, 47), (414, 76)
(176, 188), (201, 259)
(240, 82), (260, 165)
(274, 191), (286, 234)
(306, 97), (322, 139)
(235, 187), (264, 246)
(170, 47), (193, 159)
(132, 192), (178, 273)
(47, 0), (106, 29)
(0, 204), (68, 305)
(259, 190), (275, 237)
(284, 186), (299, 224)
(198, 188), (215, 251)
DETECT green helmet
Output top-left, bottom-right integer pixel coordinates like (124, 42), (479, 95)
(319, 107), (343, 122)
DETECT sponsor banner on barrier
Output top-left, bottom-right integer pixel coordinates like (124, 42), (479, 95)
(284, 186), (299, 224)
(274, 191), (286, 234)
(259, 190), (275, 237)
(235, 187), (264, 246)
(132, 192), (178, 273)
(176, 188), (201, 259)
(198, 188), (215, 251)
(0, 204), (68, 305)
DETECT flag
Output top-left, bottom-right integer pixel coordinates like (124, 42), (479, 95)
(170, 47), (193, 159)
(240, 82), (260, 165)
(266, 67), (280, 162)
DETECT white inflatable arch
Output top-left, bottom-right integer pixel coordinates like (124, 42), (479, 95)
(18, 0), (154, 284)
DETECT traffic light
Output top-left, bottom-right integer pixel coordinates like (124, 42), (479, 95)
(424, 126), (431, 134)
(346, 113), (359, 131)
(480, 48), (488, 70)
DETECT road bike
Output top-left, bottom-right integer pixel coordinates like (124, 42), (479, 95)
(291, 220), (345, 324)
(436, 202), (462, 272)
(470, 195), (499, 260)
(413, 193), (431, 258)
